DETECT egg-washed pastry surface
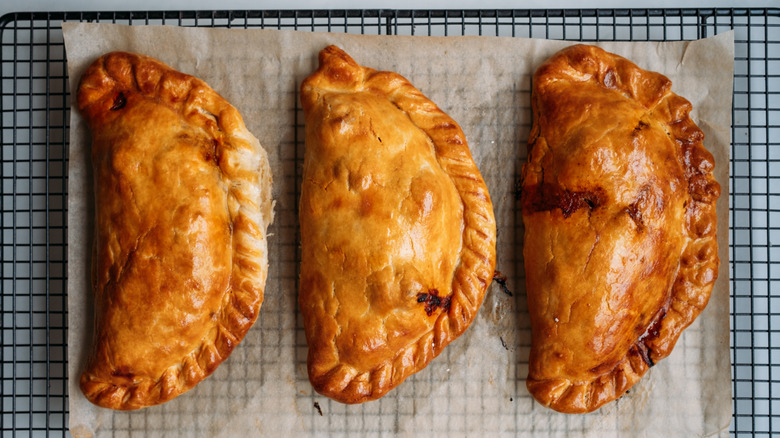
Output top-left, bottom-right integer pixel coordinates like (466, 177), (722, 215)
(78, 52), (274, 410)
(521, 44), (720, 414)
(299, 45), (497, 404)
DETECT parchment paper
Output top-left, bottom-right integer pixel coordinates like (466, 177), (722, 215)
(63, 23), (733, 437)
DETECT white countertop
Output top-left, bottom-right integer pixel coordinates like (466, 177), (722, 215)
(2, 0), (777, 18)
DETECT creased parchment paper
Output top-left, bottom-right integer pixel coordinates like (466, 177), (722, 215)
(63, 23), (733, 437)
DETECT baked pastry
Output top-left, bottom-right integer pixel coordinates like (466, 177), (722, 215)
(521, 44), (720, 413)
(77, 52), (274, 410)
(299, 45), (497, 404)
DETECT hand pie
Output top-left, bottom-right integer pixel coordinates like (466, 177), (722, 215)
(77, 52), (274, 410)
(521, 45), (720, 413)
(299, 45), (497, 404)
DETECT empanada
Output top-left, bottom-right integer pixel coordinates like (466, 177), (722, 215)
(521, 44), (720, 413)
(78, 52), (274, 410)
(299, 46), (497, 404)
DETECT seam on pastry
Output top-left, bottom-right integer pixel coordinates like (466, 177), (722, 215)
(103, 226), (151, 294)
(330, 281), (342, 336)
(582, 226), (599, 274)
(125, 56), (141, 95)
(123, 179), (142, 218)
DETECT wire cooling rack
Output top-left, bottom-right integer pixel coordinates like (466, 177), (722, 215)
(0, 8), (777, 437)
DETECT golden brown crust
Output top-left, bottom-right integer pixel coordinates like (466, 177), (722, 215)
(521, 44), (720, 414)
(78, 52), (273, 410)
(299, 45), (497, 404)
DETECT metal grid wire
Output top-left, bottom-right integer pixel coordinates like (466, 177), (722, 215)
(0, 8), (777, 437)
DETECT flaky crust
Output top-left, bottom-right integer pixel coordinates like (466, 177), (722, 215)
(299, 45), (497, 404)
(78, 52), (274, 410)
(521, 44), (720, 413)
